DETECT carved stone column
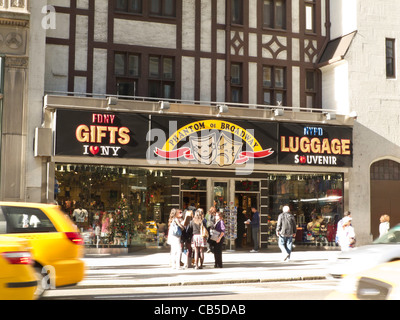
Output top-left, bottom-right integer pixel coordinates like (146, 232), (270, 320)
(0, 6), (29, 200)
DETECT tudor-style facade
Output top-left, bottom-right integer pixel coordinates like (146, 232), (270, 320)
(45, 0), (328, 109)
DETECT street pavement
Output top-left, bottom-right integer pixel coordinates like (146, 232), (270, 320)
(77, 246), (341, 289)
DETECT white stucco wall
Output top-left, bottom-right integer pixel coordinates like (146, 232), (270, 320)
(322, 0), (400, 244)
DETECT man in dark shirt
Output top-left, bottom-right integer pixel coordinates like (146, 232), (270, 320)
(276, 205), (297, 262)
(246, 206), (260, 252)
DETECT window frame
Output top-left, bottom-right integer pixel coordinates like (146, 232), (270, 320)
(149, 0), (176, 18)
(114, 52), (141, 97)
(231, 63), (243, 103)
(262, 65), (286, 106)
(263, 0), (286, 30)
(231, 0), (243, 25)
(305, 0), (316, 33)
(386, 38), (396, 79)
(115, 0), (143, 14)
(305, 69), (317, 109)
(148, 55), (175, 99)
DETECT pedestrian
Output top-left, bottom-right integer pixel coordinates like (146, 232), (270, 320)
(245, 206), (260, 252)
(335, 211), (351, 245)
(190, 209), (207, 269)
(181, 210), (193, 269)
(205, 206), (217, 253)
(167, 208), (184, 269)
(213, 211), (225, 268)
(337, 216), (356, 251)
(379, 214), (390, 238)
(276, 205), (297, 262)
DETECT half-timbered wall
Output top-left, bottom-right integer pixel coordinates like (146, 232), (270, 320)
(45, 0), (329, 109)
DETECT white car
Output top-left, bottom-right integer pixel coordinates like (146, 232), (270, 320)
(329, 224), (400, 278)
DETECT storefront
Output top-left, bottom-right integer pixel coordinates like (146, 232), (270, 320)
(45, 97), (353, 249)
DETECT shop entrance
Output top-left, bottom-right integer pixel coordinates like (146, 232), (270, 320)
(235, 192), (259, 249)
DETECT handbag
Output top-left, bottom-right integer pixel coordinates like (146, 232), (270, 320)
(210, 228), (221, 241)
(200, 223), (209, 239)
(172, 222), (182, 237)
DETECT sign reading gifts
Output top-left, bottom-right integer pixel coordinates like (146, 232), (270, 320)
(55, 110), (149, 158)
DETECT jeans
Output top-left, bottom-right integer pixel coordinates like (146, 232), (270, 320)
(252, 226), (259, 250)
(278, 235), (293, 257)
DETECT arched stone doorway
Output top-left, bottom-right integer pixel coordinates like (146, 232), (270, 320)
(370, 159), (400, 239)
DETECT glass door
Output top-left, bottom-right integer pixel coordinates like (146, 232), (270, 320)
(213, 181), (228, 211)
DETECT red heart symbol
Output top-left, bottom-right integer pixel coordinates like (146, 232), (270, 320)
(299, 156), (306, 164)
(90, 146), (100, 155)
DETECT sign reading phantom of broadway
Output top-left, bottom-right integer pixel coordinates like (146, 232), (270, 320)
(55, 110), (149, 158)
(149, 116), (277, 167)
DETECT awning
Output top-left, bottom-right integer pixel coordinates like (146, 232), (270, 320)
(318, 31), (356, 67)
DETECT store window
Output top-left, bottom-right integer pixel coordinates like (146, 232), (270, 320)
(268, 173), (344, 245)
(55, 165), (172, 248)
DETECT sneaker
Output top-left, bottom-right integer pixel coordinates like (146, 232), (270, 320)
(250, 249), (259, 253)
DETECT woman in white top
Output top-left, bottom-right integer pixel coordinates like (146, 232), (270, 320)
(338, 216), (356, 251)
(167, 208), (184, 269)
(379, 214), (390, 238)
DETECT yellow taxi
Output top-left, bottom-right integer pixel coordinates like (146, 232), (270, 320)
(0, 236), (37, 300)
(146, 221), (158, 235)
(0, 202), (85, 297)
(327, 260), (400, 300)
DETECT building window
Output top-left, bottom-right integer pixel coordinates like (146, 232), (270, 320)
(149, 0), (176, 17)
(386, 38), (396, 78)
(305, 0), (316, 33)
(148, 56), (175, 99)
(115, 0), (142, 14)
(306, 70), (317, 109)
(115, 52), (140, 96)
(263, 0), (286, 29)
(231, 63), (242, 103)
(231, 0), (243, 25)
(263, 66), (286, 106)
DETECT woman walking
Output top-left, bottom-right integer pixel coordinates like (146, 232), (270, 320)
(190, 209), (207, 269)
(167, 208), (184, 269)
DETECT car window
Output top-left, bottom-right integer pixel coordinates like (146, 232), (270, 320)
(374, 226), (400, 244)
(1, 206), (57, 234)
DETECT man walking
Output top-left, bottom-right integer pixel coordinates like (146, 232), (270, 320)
(276, 205), (297, 262)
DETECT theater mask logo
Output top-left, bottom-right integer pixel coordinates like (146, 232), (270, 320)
(154, 120), (274, 167)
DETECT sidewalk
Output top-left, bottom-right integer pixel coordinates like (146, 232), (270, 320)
(77, 246), (341, 289)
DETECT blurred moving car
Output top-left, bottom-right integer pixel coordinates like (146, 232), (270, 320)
(0, 202), (85, 297)
(327, 260), (400, 300)
(0, 236), (37, 300)
(329, 224), (400, 279)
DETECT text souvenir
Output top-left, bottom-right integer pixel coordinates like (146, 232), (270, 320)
(278, 123), (353, 167)
(150, 116), (278, 167)
(55, 110), (149, 158)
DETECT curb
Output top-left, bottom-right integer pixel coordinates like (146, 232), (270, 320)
(74, 275), (327, 289)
